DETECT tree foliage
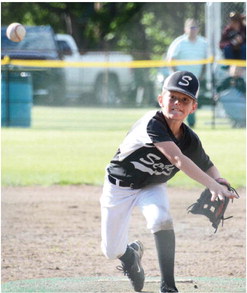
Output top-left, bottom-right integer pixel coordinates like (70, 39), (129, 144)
(1, 2), (206, 59)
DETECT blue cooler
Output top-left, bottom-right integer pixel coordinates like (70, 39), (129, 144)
(1, 71), (33, 127)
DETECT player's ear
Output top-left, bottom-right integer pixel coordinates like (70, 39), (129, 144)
(190, 101), (198, 114)
(157, 94), (164, 107)
(158, 90), (168, 107)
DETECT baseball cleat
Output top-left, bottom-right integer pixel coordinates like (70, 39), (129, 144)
(129, 240), (144, 257)
(117, 240), (145, 292)
(159, 281), (178, 293)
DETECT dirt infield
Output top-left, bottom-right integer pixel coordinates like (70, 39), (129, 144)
(1, 185), (246, 291)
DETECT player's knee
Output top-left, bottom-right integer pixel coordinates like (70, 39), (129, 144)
(148, 215), (174, 233)
(151, 218), (174, 233)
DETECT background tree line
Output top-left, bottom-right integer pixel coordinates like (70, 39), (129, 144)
(1, 2), (206, 60)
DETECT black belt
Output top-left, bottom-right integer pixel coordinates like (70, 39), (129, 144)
(108, 175), (134, 188)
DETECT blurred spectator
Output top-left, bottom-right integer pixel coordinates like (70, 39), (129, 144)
(217, 65), (246, 94)
(219, 12), (246, 60)
(216, 65), (246, 128)
(166, 18), (207, 127)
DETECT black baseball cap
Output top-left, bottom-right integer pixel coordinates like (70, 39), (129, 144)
(162, 71), (199, 101)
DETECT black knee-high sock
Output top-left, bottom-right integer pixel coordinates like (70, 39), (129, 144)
(119, 245), (134, 266)
(154, 229), (176, 289)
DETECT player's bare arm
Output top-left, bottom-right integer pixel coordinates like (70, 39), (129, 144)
(154, 141), (238, 201)
(205, 165), (230, 186)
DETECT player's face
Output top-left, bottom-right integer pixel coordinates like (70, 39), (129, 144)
(158, 90), (197, 121)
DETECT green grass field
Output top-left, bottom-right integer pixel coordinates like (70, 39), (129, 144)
(2, 106), (246, 187)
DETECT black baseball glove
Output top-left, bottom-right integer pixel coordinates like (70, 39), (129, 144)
(187, 183), (239, 233)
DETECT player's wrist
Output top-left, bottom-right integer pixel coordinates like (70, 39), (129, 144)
(215, 177), (230, 186)
(215, 177), (224, 182)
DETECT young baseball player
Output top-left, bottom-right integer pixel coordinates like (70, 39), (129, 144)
(100, 71), (238, 293)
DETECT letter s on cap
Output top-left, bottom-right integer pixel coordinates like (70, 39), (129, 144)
(178, 75), (192, 86)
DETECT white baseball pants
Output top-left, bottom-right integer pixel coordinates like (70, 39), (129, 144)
(100, 176), (174, 259)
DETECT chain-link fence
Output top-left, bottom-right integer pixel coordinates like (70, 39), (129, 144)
(221, 2), (246, 28)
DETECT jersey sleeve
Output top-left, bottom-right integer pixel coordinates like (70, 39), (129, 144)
(186, 132), (214, 172)
(146, 113), (173, 144)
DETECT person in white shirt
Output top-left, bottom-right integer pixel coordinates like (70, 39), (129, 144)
(166, 19), (207, 127)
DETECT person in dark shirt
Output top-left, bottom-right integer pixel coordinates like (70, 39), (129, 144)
(100, 71), (238, 293)
(220, 11), (246, 60)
